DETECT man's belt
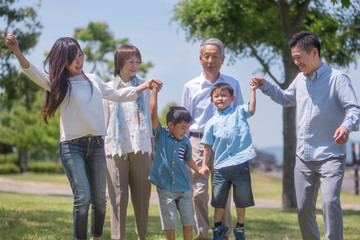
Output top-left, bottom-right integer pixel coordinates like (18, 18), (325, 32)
(189, 132), (203, 138)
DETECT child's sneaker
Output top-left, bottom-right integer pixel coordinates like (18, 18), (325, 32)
(212, 225), (228, 240)
(233, 227), (245, 240)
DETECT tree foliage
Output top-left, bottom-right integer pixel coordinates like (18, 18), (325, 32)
(173, 0), (360, 86)
(0, 90), (60, 171)
(159, 102), (177, 126)
(172, 0), (360, 208)
(0, 0), (42, 109)
(331, 0), (350, 8)
(74, 21), (153, 81)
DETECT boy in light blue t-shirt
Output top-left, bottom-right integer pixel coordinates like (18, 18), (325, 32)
(201, 82), (258, 240)
(149, 85), (207, 240)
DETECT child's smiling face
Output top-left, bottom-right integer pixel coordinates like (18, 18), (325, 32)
(211, 88), (234, 111)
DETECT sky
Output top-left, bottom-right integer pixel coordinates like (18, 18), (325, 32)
(11, 0), (360, 151)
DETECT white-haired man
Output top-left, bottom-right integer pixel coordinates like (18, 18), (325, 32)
(181, 38), (244, 240)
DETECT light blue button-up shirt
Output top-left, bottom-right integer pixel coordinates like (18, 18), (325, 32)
(201, 104), (256, 169)
(181, 72), (244, 134)
(260, 62), (360, 161)
(149, 123), (192, 192)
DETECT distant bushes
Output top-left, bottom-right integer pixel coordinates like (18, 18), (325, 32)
(0, 153), (63, 174)
(0, 163), (21, 174)
(28, 162), (64, 173)
(0, 153), (18, 164)
(0, 153), (20, 174)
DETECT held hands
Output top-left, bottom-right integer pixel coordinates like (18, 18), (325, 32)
(198, 165), (210, 177)
(146, 78), (162, 92)
(250, 79), (259, 91)
(334, 126), (349, 145)
(250, 76), (266, 88)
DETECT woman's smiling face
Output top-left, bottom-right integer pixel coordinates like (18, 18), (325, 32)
(67, 49), (84, 76)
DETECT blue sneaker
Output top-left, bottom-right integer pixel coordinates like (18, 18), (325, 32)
(233, 227), (245, 240)
(212, 225), (228, 240)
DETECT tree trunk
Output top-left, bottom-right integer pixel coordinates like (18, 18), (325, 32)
(282, 106), (297, 208)
(18, 151), (29, 173)
(281, 42), (299, 208)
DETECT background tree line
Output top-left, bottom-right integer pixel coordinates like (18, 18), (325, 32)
(1, 0), (359, 209)
(0, 0), (153, 173)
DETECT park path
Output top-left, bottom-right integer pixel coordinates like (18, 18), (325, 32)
(0, 173), (359, 210)
(0, 175), (281, 208)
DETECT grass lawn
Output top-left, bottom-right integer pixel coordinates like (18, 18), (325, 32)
(0, 171), (359, 239)
(1, 172), (69, 185)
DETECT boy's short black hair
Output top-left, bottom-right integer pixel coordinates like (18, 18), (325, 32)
(166, 106), (192, 125)
(289, 31), (321, 57)
(210, 83), (234, 98)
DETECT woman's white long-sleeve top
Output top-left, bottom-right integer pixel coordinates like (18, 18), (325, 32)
(22, 63), (138, 142)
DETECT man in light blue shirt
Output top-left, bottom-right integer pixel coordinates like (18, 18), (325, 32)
(201, 82), (257, 240)
(252, 31), (360, 240)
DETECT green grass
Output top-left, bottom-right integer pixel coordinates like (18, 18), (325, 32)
(0, 171), (360, 239)
(1, 172), (69, 185)
(2, 170), (358, 204)
(252, 171), (282, 201)
(251, 170), (360, 205)
(1, 192), (359, 240)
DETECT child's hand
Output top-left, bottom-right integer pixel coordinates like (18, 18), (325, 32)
(154, 82), (163, 92)
(151, 82), (162, 93)
(202, 165), (210, 175)
(250, 76), (266, 87)
(198, 166), (210, 177)
(148, 79), (162, 91)
(6, 32), (20, 52)
(250, 80), (259, 91)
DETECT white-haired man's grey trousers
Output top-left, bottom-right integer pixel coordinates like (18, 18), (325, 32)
(294, 156), (345, 240)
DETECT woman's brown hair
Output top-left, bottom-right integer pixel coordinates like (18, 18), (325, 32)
(114, 44), (142, 76)
(41, 37), (92, 123)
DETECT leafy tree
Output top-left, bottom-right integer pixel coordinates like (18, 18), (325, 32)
(0, 90), (60, 172)
(73, 21), (153, 81)
(159, 102), (177, 126)
(0, 0), (42, 167)
(0, 0), (42, 110)
(172, 0), (360, 208)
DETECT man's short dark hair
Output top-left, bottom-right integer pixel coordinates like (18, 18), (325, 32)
(289, 31), (321, 57)
(166, 106), (192, 125)
(210, 83), (234, 98)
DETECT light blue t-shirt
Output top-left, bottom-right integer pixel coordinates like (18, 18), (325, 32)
(149, 123), (192, 192)
(201, 104), (256, 169)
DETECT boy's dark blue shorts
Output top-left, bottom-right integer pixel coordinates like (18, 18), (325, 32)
(211, 161), (255, 208)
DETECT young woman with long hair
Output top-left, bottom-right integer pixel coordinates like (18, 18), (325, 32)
(6, 32), (161, 240)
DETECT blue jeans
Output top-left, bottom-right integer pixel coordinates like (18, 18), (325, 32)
(60, 136), (107, 240)
(211, 161), (254, 209)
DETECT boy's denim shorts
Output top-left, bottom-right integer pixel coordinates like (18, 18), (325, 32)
(156, 186), (196, 230)
(211, 161), (255, 209)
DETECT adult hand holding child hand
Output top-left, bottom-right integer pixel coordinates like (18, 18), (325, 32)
(198, 167), (210, 177)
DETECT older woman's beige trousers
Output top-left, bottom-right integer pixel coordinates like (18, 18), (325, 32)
(106, 152), (152, 239)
